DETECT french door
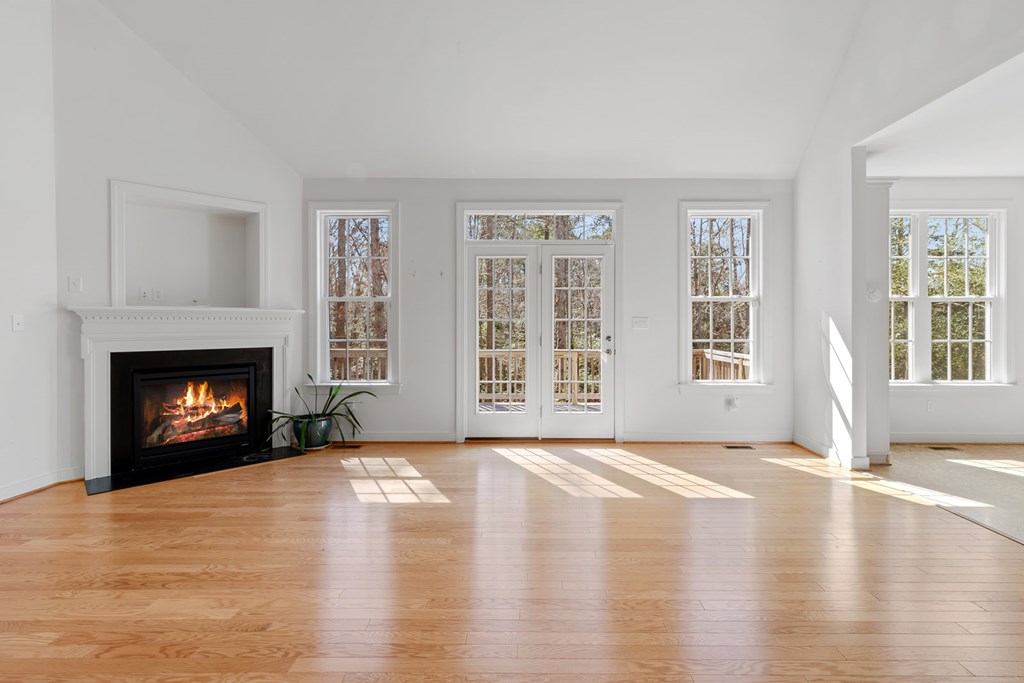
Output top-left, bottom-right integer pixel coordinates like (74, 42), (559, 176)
(465, 244), (615, 438)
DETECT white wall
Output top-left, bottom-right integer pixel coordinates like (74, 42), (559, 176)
(793, 0), (1024, 464)
(889, 177), (1024, 441)
(304, 178), (794, 442)
(53, 0), (304, 480)
(0, 0), (64, 500)
(124, 205), (249, 307)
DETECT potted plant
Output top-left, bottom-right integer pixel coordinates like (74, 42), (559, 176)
(266, 374), (375, 452)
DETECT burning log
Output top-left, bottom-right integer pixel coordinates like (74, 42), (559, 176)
(146, 402), (245, 446)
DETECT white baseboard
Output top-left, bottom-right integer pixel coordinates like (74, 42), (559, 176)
(621, 431), (793, 443)
(793, 432), (827, 458)
(891, 432), (1024, 443)
(352, 432), (456, 442)
(867, 451), (891, 465)
(0, 467), (84, 503)
(792, 433), (872, 470)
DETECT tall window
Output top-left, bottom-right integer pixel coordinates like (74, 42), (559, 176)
(683, 206), (762, 383)
(889, 216), (912, 381)
(889, 210), (1001, 383)
(311, 203), (398, 385)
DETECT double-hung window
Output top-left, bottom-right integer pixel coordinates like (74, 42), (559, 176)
(889, 209), (1003, 383)
(682, 204), (763, 383)
(310, 202), (399, 387)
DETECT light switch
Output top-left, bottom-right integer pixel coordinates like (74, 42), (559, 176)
(68, 275), (84, 293)
(11, 314), (25, 332)
(631, 316), (649, 330)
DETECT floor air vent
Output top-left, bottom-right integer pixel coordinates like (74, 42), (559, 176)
(929, 446), (961, 451)
(724, 445), (755, 450)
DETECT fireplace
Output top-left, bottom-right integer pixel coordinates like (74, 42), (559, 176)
(107, 347), (272, 489)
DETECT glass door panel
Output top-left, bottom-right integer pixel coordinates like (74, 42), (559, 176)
(465, 247), (537, 438)
(476, 256), (528, 413)
(464, 244), (613, 439)
(542, 245), (614, 438)
(551, 256), (604, 414)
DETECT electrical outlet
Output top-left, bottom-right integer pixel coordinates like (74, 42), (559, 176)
(139, 288), (150, 301)
(926, 400), (936, 413)
(152, 288), (164, 301)
(11, 314), (25, 332)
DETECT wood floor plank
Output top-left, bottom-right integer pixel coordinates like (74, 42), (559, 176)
(1, 441), (1023, 680)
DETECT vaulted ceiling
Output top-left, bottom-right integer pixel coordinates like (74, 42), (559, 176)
(864, 50), (1024, 177)
(98, 0), (867, 178)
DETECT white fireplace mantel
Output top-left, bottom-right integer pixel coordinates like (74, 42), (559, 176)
(70, 306), (303, 482)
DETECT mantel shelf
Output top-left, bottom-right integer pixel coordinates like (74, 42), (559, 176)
(70, 306), (304, 325)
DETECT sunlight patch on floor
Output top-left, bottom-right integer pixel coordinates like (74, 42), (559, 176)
(341, 457), (421, 478)
(350, 478), (450, 504)
(762, 458), (991, 508)
(575, 448), (753, 499)
(761, 457), (875, 479)
(342, 457), (449, 503)
(949, 459), (1024, 478)
(494, 448), (641, 498)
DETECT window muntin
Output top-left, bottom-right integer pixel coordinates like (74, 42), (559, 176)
(466, 212), (613, 241)
(889, 211), (997, 384)
(687, 212), (757, 382)
(322, 211), (394, 383)
(552, 256), (604, 412)
(889, 216), (912, 381)
(476, 256), (528, 413)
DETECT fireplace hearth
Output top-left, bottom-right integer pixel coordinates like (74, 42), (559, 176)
(95, 347), (276, 493)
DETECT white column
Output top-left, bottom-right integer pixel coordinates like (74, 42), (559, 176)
(849, 149), (895, 469)
(864, 178), (896, 463)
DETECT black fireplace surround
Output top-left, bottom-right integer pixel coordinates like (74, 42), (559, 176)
(89, 347), (274, 494)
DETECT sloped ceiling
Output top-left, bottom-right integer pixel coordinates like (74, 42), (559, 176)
(864, 50), (1024, 177)
(98, 0), (866, 178)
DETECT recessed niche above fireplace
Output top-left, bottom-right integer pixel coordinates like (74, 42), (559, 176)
(110, 180), (268, 308)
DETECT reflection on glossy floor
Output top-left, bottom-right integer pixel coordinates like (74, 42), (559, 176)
(2, 442), (1024, 682)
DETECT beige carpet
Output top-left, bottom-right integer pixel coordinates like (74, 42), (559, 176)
(882, 443), (1024, 544)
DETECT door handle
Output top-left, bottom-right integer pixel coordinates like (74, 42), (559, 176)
(604, 348), (615, 356)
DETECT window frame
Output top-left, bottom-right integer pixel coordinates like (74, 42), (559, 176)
(308, 201), (400, 392)
(679, 202), (766, 386)
(889, 204), (1007, 386)
(462, 205), (618, 244)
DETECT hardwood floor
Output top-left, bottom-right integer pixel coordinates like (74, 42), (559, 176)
(2, 442), (1024, 682)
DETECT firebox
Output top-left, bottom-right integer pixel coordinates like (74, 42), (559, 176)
(108, 348), (272, 488)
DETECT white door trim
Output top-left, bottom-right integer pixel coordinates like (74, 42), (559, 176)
(454, 201), (622, 442)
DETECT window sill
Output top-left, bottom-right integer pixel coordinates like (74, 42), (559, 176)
(890, 382), (1014, 391)
(304, 382), (402, 396)
(677, 382), (775, 395)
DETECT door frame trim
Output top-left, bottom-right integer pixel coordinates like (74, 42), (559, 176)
(455, 201), (624, 443)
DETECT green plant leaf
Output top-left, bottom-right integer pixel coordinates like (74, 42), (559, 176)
(330, 415), (347, 444)
(322, 382), (343, 415)
(294, 385), (313, 417)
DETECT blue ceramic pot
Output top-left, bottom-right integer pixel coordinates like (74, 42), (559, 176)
(292, 416), (332, 451)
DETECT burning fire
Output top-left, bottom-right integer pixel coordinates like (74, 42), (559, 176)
(162, 381), (246, 426)
(143, 378), (249, 448)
